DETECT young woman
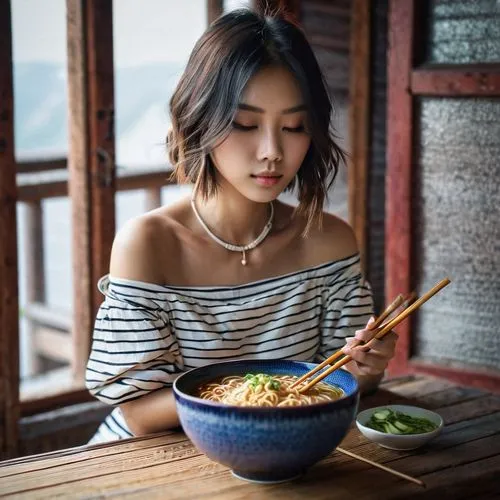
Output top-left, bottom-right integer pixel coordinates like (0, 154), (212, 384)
(86, 8), (398, 443)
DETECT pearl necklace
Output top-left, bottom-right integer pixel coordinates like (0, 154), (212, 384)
(191, 199), (274, 266)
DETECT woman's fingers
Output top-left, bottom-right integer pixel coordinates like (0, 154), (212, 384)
(342, 330), (399, 375)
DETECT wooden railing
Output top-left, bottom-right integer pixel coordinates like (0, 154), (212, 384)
(18, 157), (175, 391)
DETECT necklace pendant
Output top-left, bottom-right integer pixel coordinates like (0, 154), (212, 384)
(190, 199), (273, 267)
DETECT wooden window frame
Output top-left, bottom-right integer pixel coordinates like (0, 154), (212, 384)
(0, 0), (20, 459)
(0, 0), (228, 458)
(348, 0), (371, 273)
(386, 0), (500, 391)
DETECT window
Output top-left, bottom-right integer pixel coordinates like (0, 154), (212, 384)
(386, 0), (500, 390)
(11, 1), (208, 411)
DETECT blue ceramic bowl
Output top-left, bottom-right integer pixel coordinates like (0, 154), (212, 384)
(173, 359), (359, 483)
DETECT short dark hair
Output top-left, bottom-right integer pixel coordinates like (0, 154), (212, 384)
(168, 8), (346, 233)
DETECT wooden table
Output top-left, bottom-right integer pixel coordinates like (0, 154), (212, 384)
(1, 374), (500, 499)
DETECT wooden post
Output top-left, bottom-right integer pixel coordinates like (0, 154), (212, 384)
(281, 0), (301, 21)
(144, 188), (162, 213)
(386, 0), (414, 376)
(67, 0), (116, 383)
(22, 202), (46, 375)
(0, 0), (20, 459)
(348, 0), (371, 273)
(207, 0), (223, 24)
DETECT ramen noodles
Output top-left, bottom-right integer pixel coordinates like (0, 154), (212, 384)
(197, 373), (344, 407)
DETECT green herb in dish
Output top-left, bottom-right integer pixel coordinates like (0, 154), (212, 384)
(244, 373), (281, 391)
(365, 408), (438, 435)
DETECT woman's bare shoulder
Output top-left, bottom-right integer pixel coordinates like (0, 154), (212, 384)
(109, 200), (189, 284)
(304, 210), (359, 263)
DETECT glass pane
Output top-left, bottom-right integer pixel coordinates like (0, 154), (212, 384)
(113, 0), (207, 230)
(11, 0), (68, 160)
(414, 97), (500, 370)
(424, 0), (500, 64)
(113, 0), (206, 172)
(224, 0), (252, 11)
(12, 0), (72, 386)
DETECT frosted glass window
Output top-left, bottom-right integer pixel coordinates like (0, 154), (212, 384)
(424, 0), (500, 64)
(414, 97), (500, 370)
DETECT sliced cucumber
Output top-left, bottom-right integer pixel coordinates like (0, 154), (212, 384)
(364, 407), (438, 435)
(372, 409), (392, 421)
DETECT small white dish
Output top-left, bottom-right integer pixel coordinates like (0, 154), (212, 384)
(356, 404), (443, 450)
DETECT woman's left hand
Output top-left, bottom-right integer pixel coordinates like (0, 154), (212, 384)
(341, 317), (398, 376)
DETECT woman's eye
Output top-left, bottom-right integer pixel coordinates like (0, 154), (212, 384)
(283, 125), (305, 133)
(232, 122), (257, 131)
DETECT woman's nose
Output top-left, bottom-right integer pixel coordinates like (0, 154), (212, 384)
(257, 130), (283, 163)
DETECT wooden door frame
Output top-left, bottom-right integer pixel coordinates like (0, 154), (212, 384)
(0, 0), (20, 459)
(386, 0), (500, 391)
(348, 0), (371, 273)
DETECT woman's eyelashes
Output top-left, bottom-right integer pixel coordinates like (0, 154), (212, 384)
(284, 125), (305, 133)
(232, 122), (257, 131)
(232, 121), (305, 133)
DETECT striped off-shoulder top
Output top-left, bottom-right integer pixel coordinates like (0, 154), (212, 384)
(85, 253), (373, 443)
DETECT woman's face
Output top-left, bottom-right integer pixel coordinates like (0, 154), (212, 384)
(211, 65), (311, 203)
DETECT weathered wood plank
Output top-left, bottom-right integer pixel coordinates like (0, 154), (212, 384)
(436, 395), (500, 425)
(33, 328), (73, 364)
(429, 411), (500, 448)
(21, 202), (45, 375)
(66, 0), (94, 386)
(17, 168), (175, 202)
(0, 439), (201, 494)
(386, 0), (414, 376)
(348, 0), (370, 272)
(84, 1), (116, 320)
(0, 432), (185, 471)
(67, 0), (116, 384)
(380, 374), (418, 389)
(207, 0), (222, 24)
(413, 385), (486, 409)
(412, 68), (500, 96)
(20, 388), (93, 419)
(0, 0), (20, 459)
(16, 158), (67, 173)
(379, 376), (455, 399)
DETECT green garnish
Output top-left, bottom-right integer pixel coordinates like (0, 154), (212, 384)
(244, 373), (281, 391)
(365, 408), (438, 435)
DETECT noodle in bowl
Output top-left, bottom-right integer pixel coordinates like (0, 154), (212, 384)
(198, 374), (344, 407)
(173, 359), (359, 484)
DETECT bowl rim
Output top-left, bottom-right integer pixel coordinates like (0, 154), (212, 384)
(356, 404), (444, 437)
(173, 359), (359, 413)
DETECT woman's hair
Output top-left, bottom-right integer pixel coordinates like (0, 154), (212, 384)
(168, 8), (346, 233)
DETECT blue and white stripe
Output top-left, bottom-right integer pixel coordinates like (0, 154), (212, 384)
(86, 253), (373, 443)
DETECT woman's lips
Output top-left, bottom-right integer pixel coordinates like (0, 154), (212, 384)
(251, 175), (282, 186)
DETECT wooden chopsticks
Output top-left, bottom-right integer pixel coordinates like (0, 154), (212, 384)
(336, 447), (425, 487)
(294, 278), (451, 393)
(289, 293), (406, 390)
